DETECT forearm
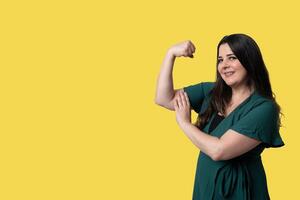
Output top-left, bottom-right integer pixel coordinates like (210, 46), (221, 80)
(154, 50), (176, 105)
(181, 123), (222, 161)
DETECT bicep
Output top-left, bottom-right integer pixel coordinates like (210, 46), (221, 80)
(163, 88), (184, 111)
(218, 129), (262, 160)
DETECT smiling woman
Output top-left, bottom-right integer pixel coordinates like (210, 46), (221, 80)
(155, 34), (285, 200)
(217, 45), (249, 90)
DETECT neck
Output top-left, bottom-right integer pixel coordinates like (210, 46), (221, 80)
(230, 83), (254, 103)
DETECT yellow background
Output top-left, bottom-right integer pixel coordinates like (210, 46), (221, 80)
(0, 0), (298, 199)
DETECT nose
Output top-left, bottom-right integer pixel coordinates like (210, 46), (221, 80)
(220, 59), (230, 69)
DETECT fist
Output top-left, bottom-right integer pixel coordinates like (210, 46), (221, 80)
(168, 40), (196, 58)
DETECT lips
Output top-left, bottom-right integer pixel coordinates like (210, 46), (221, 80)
(224, 71), (235, 77)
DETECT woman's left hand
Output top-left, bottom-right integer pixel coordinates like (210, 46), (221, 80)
(174, 90), (192, 128)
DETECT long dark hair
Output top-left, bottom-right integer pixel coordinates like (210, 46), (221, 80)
(195, 33), (282, 130)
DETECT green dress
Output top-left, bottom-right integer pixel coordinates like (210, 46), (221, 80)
(183, 82), (285, 200)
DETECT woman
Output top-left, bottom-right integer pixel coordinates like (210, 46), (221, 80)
(154, 33), (285, 199)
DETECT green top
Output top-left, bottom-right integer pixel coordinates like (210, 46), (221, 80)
(183, 82), (285, 200)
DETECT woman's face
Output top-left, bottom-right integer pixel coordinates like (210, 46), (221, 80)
(217, 43), (248, 88)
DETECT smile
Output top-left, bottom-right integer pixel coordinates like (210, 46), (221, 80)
(224, 71), (235, 77)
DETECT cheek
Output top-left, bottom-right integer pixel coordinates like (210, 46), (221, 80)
(237, 68), (248, 80)
(233, 62), (246, 73)
(217, 65), (222, 73)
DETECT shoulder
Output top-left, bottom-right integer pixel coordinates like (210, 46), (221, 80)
(251, 93), (277, 110)
(183, 81), (215, 96)
(242, 92), (278, 117)
(202, 82), (215, 95)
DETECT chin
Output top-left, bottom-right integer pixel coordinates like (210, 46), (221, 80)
(223, 80), (237, 87)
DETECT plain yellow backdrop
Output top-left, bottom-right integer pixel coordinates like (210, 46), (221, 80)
(0, 0), (299, 199)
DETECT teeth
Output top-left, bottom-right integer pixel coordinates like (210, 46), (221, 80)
(225, 72), (234, 76)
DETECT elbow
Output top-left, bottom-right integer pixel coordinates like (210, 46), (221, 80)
(154, 94), (163, 105)
(210, 146), (224, 161)
(154, 97), (169, 107)
(211, 153), (222, 161)
(154, 98), (163, 106)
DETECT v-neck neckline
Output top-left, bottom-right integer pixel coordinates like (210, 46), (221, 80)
(208, 90), (259, 135)
(207, 91), (256, 135)
(218, 90), (257, 119)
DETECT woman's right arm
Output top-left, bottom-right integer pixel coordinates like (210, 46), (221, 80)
(154, 41), (196, 111)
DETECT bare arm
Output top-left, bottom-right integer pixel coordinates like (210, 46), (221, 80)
(154, 50), (178, 111)
(154, 41), (195, 110)
(175, 90), (261, 161)
(180, 123), (261, 161)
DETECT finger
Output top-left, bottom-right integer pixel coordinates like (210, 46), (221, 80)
(182, 91), (190, 107)
(189, 48), (195, 57)
(192, 44), (196, 52)
(177, 95), (183, 108)
(184, 92), (190, 107)
(188, 45), (194, 53)
(184, 49), (190, 57)
(187, 49), (193, 58)
(180, 92), (187, 106)
(190, 42), (196, 51)
(174, 98), (179, 110)
(191, 46), (195, 53)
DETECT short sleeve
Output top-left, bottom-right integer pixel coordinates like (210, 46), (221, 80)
(230, 101), (284, 148)
(183, 82), (214, 113)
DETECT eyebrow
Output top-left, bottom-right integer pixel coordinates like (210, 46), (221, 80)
(218, 53), (235, 58)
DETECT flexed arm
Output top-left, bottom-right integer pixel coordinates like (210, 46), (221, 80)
(154, 40), (196, 110)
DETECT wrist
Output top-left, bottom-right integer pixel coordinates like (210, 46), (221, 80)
(180, 121), (193, 130)
(166, 49), (176, 58)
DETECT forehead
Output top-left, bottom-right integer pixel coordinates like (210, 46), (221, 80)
(218, 43), (233, 56)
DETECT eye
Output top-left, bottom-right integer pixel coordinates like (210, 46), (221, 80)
(217, 59), (223, 63)
(229, 56), (236, 60)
